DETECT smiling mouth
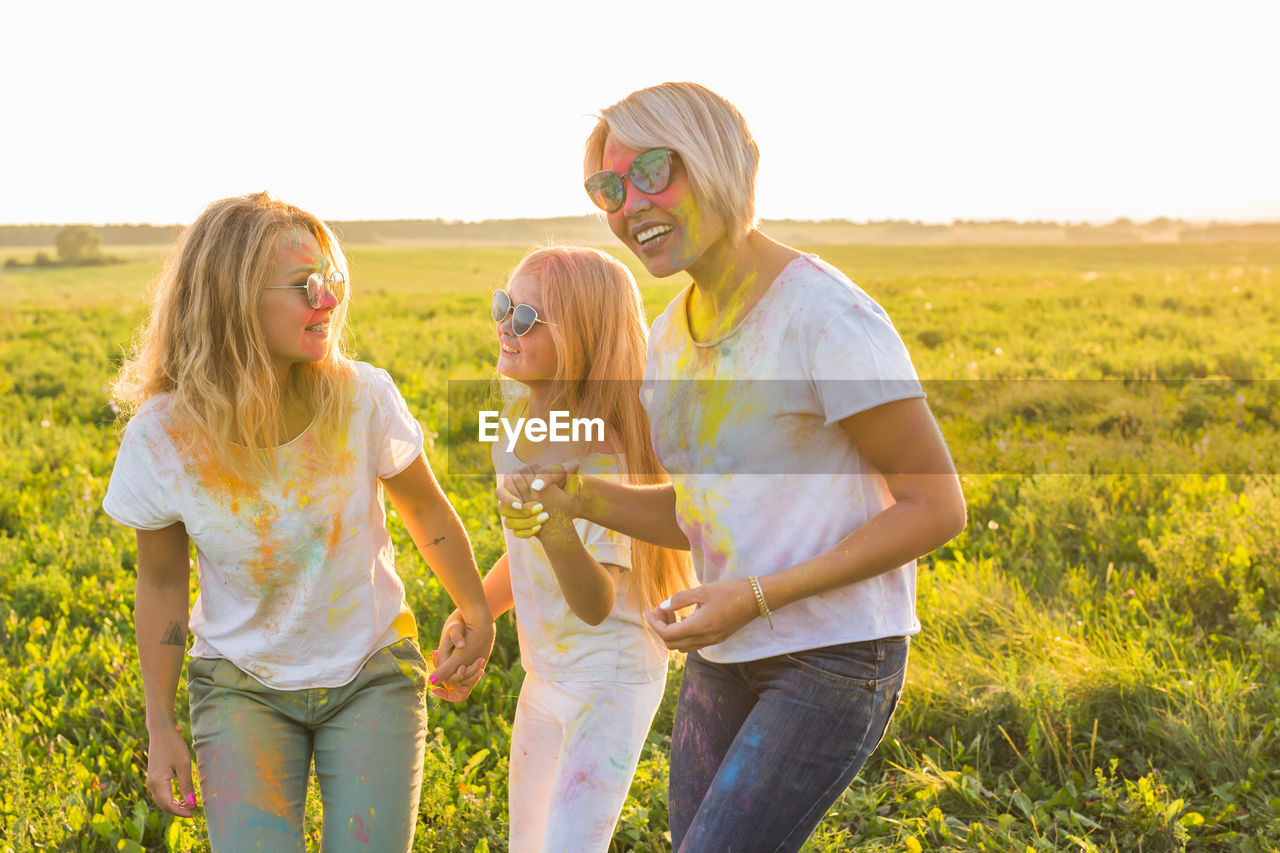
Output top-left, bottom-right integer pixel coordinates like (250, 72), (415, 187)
(500, 340), (520, 354)
(635, 225), (673, 246)
(306, 323), (328, 333)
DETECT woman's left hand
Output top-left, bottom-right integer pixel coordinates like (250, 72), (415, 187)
(643, 578), (759, 652)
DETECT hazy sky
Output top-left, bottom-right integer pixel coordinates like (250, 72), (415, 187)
(5, 0), (1277, 225)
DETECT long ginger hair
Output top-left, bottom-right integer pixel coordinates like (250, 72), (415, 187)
(506, 246), (694, 613)
(111, 192), (355, 478)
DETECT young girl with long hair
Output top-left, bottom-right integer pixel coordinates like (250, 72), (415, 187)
(103, 192), (493, 851)
(439, 245), (692, 852)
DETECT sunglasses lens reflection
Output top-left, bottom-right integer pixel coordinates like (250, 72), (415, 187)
(631, 148), (671, 193)
(585, 172), (626, 213)
(306, 273), (325, 308)
(491, 290), (512, 323)
(512, 304), (537, 336)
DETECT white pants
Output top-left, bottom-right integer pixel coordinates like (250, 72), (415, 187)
(508, 670), (666, 853)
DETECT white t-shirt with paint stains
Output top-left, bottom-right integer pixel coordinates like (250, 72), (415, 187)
(641, 254), (926, 663)
(103, 361), (423, 689)
(494, 446), (668, 683)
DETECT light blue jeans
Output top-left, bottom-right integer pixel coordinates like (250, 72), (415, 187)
(186, 639), (428, 852)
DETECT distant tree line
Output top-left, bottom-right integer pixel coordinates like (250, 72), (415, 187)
(0, 223), (183, 247)
(1, 217), (1277, 249)
(3, 226), (126, 268)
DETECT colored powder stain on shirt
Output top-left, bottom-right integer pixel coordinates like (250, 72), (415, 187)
(105, 361), (426, 689)
(327, 599), (360, 631)
(390, 609), (417, 638)
(163, 421), (258, 514)
(693, 381), (740, 454)
(325, 513), (345, 553)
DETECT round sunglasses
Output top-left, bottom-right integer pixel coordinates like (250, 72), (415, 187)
(584, 148), (675, 213)
(491, 289), (554, 336)
(263, 271), (344, 308)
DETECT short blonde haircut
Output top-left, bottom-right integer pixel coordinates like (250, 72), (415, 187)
(112, 192), (355, 478)
(585, 82), (760, 246)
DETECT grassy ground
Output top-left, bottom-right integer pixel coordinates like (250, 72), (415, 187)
(0, 242), (1276, 851)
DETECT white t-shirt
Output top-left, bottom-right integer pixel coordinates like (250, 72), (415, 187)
(641, 254), (926, 663)
(103, 361), (424, 689)
(494, 444), (668, 683)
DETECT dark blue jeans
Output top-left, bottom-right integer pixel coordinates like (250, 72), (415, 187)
(670, 637), (908, 852)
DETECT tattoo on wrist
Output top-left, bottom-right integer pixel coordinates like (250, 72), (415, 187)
(160, 620), (186, 646)
(428, 536), (446, 546)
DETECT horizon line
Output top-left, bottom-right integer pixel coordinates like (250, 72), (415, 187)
(3, 213), (1279, 229)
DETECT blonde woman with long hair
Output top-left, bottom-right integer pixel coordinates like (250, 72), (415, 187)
(501, 83), (968, 851)
(103, 193), (492, 851)
(439, 246), (692, 851)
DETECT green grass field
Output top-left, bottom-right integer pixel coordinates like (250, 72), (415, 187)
(1, 241), (1277, 851)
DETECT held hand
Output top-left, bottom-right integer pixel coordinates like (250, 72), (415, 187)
(430, 615), (495, 702)
(643, 578), (759, 653)
(433, 610), (468, 670)
(430, 648), (486, 702)
(145, 723), (198, 818)
(496, 462), (581, 539)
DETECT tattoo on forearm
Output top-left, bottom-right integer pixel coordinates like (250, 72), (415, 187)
(160, 620), (186, 646)
(428, 536), (446, 547)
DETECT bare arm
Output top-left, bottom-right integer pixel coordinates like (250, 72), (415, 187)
(381, 453), (494, 684)
(531, 508), (622, 627)
(648, 398), (967, 651)
(432, 553), (513, 702)
(481, 552), (515, 619)
(135, 522), (198, 817)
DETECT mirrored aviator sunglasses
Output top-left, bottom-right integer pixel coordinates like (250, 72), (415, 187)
(491, 289), (552, 336)
(583, 147), (675, 213)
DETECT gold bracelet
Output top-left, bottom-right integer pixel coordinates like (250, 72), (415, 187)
(748, 575), (774, 630)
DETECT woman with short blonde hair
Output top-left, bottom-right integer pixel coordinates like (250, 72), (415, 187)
(503, 83), (967, 850)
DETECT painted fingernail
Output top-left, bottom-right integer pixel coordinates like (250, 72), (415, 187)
(529, 503), (543, 513)
(536, 512), (549, 523)
(512, 501), (522, 511)
(531, 478), (545, 491)
(660, 599), (672, 609)
(429, 673), (440, 685)
(186, 794), (197, 807)
(531, 525), (541, 534)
